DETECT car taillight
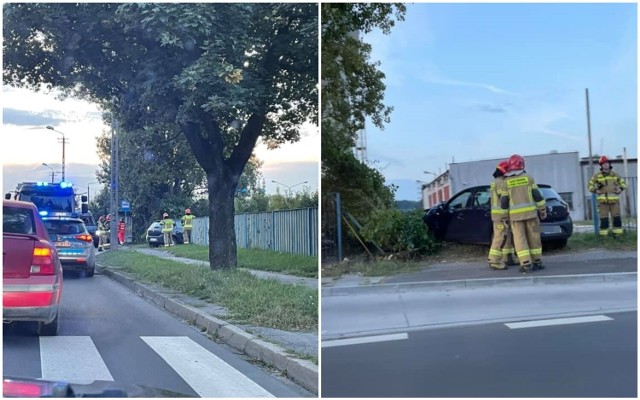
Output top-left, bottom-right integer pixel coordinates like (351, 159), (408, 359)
(3, 380), (46, 397)
(31, 246), (55, 275)
(76, 234), (93, 242)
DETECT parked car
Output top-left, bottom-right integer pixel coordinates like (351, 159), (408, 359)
(3, 200), (63, 335)
(145, 220), (184, 247)
(42, 215), (96, 277)
(78, 212), (99, 248)
(423, 184), (573, 247)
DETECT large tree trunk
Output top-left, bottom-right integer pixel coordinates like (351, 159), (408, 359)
(206, 171), (238, 269)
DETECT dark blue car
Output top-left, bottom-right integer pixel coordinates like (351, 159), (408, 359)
(423, 184), (573, 247)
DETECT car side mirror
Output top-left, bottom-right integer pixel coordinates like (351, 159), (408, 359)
(5, 193), (11, 200)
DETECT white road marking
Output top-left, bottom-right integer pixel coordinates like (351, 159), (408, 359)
(141, 336), (274, 398)
(40, 336), (114, 384)
(322, 333), (409, 348)
(506, 315), (613, 329)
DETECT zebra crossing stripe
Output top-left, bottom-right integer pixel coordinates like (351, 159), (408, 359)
(141, 336), (274, 398)
(40, 336), (114, 384)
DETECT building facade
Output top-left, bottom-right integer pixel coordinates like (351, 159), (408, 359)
(421, 171), (451, 209)
(422, 151), (637, 221)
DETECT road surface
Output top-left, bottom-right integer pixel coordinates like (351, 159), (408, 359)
(4, 272), (311, 397)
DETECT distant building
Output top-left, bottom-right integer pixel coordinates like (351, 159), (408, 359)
(421, 170), (451, 209)
(421, 151), (637, 221)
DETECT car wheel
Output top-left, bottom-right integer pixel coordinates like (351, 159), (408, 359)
(86, 265), (95, 278)
(38, 312), (60, 336)
(173, 235), (184, 245)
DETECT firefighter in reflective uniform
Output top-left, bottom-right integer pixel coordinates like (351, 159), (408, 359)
(97, 216), (108, 252)
(500, 154), (547, 273)
(161, 212), (175, 247)
(488, 161), (515, 270)
(181, 209), (194, 244)
(104, 214), (112, 250)
(588, 156), (626, 237)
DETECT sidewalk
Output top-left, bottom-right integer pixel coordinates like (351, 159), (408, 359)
(322, 250), (637, 296)
(134, 247), (318, 289)
(96, 248), (318, 394)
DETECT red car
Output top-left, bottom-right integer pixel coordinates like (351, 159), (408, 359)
(3, 200), (63, 335)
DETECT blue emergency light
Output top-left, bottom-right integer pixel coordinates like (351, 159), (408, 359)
(39, 210), (49, 216)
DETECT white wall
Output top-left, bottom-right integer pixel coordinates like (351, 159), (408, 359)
(449, 152), (584, 220)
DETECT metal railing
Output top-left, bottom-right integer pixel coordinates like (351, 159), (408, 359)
(190, 208), (318, 256)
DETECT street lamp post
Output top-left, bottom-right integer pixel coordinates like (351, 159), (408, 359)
(271, 180), (309, 197)
(46, 126), (69, 181)
(41, 163), (59, 183)
(87, 181), (100, 203)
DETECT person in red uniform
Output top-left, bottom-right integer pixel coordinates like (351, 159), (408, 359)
(117, 217), (126, 245)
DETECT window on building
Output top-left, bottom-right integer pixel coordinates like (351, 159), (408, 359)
(558, 192), (574, 210)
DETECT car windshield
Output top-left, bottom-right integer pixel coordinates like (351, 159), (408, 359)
(3, 206), (36, 235)
(43, 220), (85, 235)
(20, 194), (74, 213)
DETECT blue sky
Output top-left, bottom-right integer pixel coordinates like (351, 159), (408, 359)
(363, 3), (637, 200)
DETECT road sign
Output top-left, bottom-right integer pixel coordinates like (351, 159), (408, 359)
(120, 200), (130, 212)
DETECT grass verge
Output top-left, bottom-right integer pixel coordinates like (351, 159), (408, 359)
(163, 245), (317, 278)
(323, 231), (637, 278)
(98, 251), (317, 331)
(558, 231), (637, 253)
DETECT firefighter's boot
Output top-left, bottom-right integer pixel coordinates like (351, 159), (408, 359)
(532, 260), (545, 271)
(490, 262), (507, 271)
(519, 263), (531, 273)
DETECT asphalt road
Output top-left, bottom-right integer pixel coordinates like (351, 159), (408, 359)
(322, 311), (637, 398)
(3, 272), (311, 398)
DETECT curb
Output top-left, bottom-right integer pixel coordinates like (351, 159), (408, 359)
(97, 264), (318, 395)
(322, 272), (637, 297)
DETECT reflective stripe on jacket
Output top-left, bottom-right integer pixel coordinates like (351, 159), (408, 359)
(490, 178), (509, 222)
(588, 171), (625, 204)
(182, 214), (195, 228)
(501, 172), (546, 221)
(161, 218), (174, 233)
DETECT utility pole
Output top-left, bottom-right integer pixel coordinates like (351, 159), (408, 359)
(109, 116), (119, 250)
(585, 88), (599, 235)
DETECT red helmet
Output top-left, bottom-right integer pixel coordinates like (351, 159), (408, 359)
(497, 161), (510, 174)
(598, 155), (609, 165)
(163, 212), (168, 218)
(185, 208), (191, 214)
(106, 214), (111, 221)
(508, 154), (525, 170)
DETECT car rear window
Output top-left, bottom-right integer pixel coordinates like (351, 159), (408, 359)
(3, 206), (37, 235)
(80, 216), (95, 226)
(43, 220), (86, 235)
(539, 187), (561, 201)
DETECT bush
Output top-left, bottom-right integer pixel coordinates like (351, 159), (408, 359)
(361, 209), (440, 257)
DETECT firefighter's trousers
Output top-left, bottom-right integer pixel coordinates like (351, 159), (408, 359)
(511, 218), (542, 266)
(163, 232), (173, 246)
(598, 201), (623, 235)
(488, 221), (514, 264)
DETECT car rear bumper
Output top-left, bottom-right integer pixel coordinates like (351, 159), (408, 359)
(540, 216), (573, 241)
(3, 304), (59, 324)
(3, 283), (61, 323)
